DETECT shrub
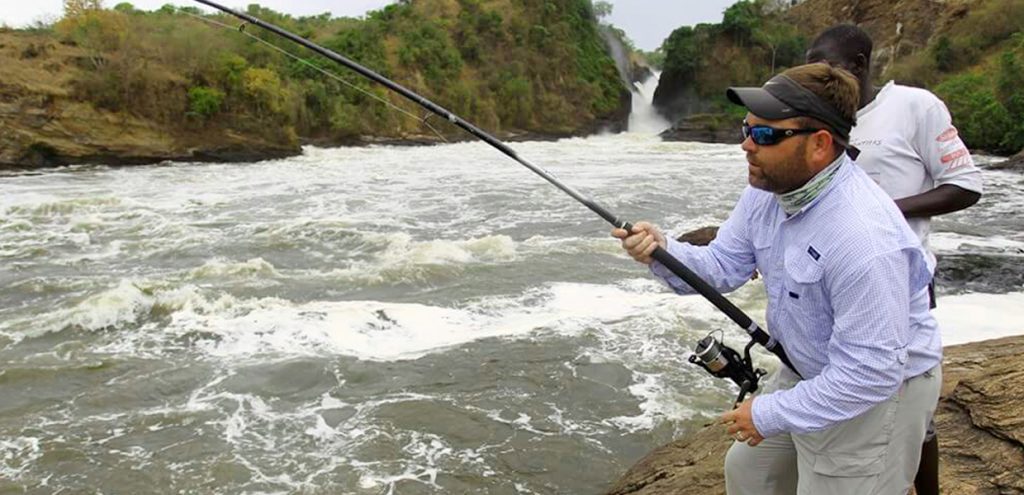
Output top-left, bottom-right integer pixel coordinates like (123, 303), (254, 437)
(936, 73), (1013, 153)
(242, 67), (284, 116)
(187, 86), (224, 121)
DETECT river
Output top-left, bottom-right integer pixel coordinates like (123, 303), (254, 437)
(2, 133), (1022, 493)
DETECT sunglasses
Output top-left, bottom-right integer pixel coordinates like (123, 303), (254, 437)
(742, 121), (823, 146)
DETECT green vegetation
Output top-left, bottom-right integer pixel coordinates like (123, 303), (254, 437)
(35, 0), (626, 143)
(655, 0), (1024, 154)
(888, 0), (1024, 154)
(933, 35), (1024, 154)
(657, 0), (805, 113)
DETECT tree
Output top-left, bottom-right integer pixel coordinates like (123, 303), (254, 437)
(754, 22), (800, 74)
(593, 1), (613, 20)
(242, 67), (284, 117)
(661, 26), (703, 83)
(63, 0), (104, 18)
(722, 0), (761, 44)
(187, 87), (224, 121)
(932, 36), (954, 72)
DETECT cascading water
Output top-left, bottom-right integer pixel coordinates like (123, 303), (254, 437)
(628, 72), (671, 135)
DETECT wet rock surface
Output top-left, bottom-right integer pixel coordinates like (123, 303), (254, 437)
(988, 150), (1024, 172)
(677, 226), (1024, 295)
(659, 114), (742, 145)
(607, 335), (1024, 495)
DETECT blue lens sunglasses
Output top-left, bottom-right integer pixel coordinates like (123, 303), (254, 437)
(742, 121), (824, 146)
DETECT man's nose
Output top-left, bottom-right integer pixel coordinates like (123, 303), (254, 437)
(741, 137), (758, 153)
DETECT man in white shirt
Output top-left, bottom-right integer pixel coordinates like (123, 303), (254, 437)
(806, 24), (984, 495)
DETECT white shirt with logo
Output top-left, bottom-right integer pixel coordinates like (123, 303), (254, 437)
(850, 82), (984, 263)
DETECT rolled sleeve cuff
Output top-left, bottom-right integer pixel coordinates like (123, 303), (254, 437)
(648, 239), (692, 294)
(650, 259), (673, 279)
(751, 394), (786, 438)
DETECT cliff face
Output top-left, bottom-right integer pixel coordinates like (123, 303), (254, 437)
(0, 33), (298, 167)
(990, 150), (1024, 171)
(653, 0), (984, 139)
(785, 0), (972, 75)
(606, 334), (1024, 495)
(0, 0), (633, 168)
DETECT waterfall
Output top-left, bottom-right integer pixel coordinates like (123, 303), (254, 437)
(628, 72), (670, 135)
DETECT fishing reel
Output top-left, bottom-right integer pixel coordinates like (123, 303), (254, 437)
(689, 330), (766, 405)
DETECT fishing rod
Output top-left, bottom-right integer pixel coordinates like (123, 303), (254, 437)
(190, 0), (800, 400)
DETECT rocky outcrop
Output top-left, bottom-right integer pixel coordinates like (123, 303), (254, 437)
(988, 150), (1024, 172)
(678, 226), (1024, 295)
(784, 0), (964, 76)
(936, 253), (1024, 295)
(651, 73), (717, 125)
(0, 33), (300, 168)
(607, 334), (1024, 495)
(1, 16), (635, 168)
(659, 114), (743, 145)
(675, 226), (721, 246)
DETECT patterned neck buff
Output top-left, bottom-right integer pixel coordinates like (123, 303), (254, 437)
(777, 155), (844, 215)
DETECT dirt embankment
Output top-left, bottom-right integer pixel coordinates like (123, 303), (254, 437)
(0, 31), (299, 169)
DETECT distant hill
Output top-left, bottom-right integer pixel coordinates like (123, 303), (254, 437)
(654, 0), (1024, 155)
(0, 0), (632, 167)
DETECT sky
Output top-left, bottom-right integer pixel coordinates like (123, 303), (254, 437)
(0, 0), (736, 51)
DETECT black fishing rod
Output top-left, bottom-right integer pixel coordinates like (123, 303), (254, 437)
(190, 0), (800, 394)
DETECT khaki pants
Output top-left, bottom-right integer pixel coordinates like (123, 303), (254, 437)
(724, 365), (941, 495)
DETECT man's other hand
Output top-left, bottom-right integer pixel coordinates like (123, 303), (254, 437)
(612, 221), (666, 265)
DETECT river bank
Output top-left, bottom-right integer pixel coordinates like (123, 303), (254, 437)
(607, 333), (1024, 495)
(0, 16), (632, 171)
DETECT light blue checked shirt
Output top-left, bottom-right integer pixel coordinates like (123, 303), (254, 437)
(651, 155), (941, 437)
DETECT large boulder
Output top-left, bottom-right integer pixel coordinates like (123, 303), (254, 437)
(987, 150), (1024, 172)
(606, 334), (1024, 494)
(660, 114), (743, 145)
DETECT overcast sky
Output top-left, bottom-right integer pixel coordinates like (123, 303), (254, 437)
(1, 0), (736, 51)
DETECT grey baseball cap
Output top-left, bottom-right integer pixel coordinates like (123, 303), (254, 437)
(727, 74), (856, 145)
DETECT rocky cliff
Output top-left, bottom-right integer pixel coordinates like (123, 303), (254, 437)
(606, 334), (1024, 495)
(655, 0), (987, 143)
(784, 0), (974, 76)
(0, 32), (300, 168)
(0, 0), (633, 168)
(990, 150), (1024, 171)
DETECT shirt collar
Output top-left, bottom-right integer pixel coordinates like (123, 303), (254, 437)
(857, 81), (895, 119)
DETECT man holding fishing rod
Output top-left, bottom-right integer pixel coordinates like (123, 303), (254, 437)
(613, 63), (942, 494)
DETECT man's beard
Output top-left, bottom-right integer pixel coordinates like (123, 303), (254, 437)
(748, 142), (810, 194)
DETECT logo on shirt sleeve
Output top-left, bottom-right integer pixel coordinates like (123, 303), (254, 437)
(941, 148), (973, 172)
(936, 127), (959, 142)
(807, 245), (821, 261)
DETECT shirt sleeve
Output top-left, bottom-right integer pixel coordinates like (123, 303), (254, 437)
(913, 99), (984, 195)
(751, 248), (913, 437)
(649, 189), (757, 295)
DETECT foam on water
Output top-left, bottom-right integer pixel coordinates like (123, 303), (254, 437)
(935, 291), (1024, 346)
(323, 233), (519, 284)
(0, 437), (41, 482)
(931, 232), (1024, 256)
(160, 281), (692, 362)
(187, 257), (281, 280)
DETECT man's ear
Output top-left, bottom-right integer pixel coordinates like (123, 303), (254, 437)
(810, 130), (835, 163)
(854, 53), (870, 77)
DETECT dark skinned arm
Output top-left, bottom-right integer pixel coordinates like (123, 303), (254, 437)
(894, 184), (981, 219)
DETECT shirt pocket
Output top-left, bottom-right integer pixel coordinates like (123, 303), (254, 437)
(782, 247), (830, 328)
